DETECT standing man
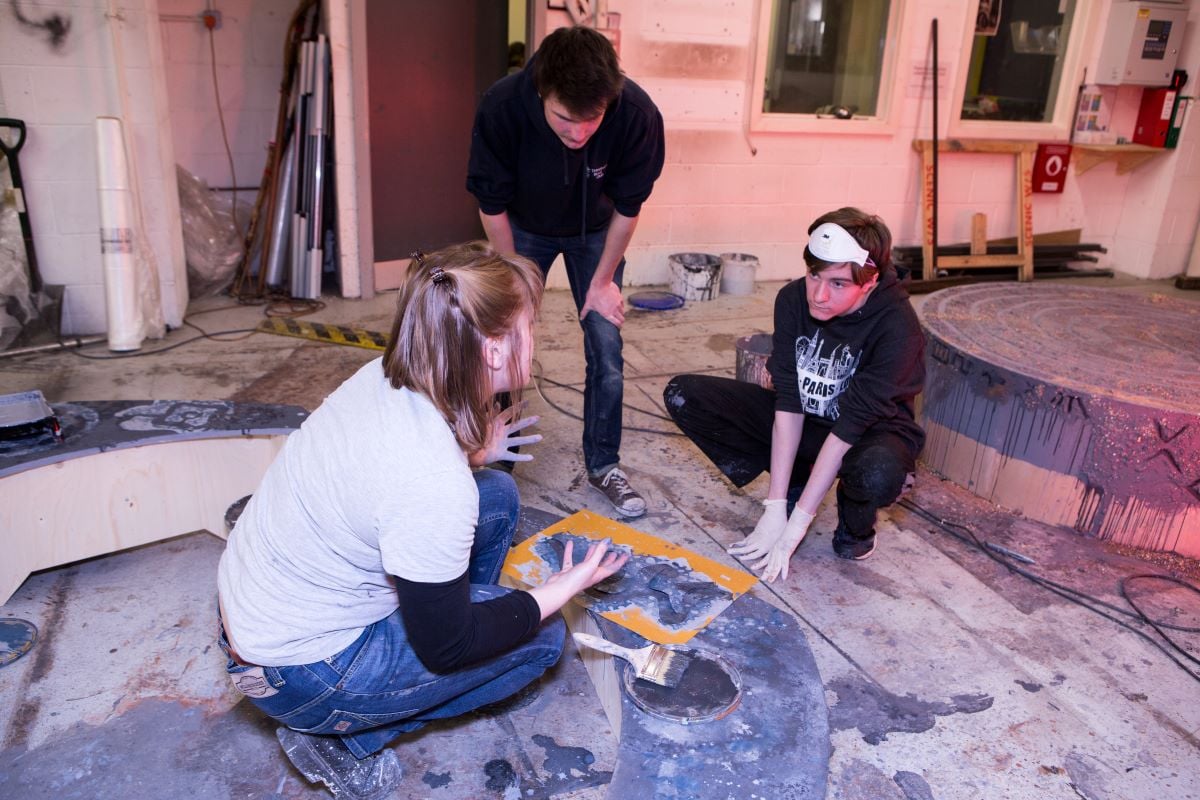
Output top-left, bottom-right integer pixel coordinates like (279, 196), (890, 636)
(468, 25), (665, 518)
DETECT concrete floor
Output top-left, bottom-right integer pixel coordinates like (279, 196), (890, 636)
(2, 275), (1199, 799)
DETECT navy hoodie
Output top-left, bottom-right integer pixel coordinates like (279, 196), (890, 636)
(467, 57), (665, 237)
(767, 269), (926, 455)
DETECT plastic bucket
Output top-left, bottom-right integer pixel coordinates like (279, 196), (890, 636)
(719, 253), (759, 296)
(735, 333), (773, 387)
(668, 253), (722, 302)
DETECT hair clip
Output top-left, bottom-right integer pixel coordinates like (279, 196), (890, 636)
(430, 267), (448, 284)
(410, 250), (426, 266)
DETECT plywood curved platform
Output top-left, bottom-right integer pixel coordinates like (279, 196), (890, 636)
(0, 400), (308, 604)
(919, 284), (1200, 557)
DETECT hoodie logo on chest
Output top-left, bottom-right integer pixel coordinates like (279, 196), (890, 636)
(795, 332), (860, 420)
(586, 164), (607, 181)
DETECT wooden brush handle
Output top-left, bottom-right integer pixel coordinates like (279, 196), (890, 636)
(572, 632), (644, 668)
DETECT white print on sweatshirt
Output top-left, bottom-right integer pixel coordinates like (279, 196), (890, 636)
(795, 332), (861, 420)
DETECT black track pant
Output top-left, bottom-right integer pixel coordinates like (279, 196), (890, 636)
(663, 374), (916, 544)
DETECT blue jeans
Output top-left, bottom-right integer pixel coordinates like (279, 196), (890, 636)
(220, 469), (566, 759)
(511, 223), (624, 476)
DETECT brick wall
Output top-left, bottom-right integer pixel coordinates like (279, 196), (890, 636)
(0, 0), (186, 334)
(596, 0), (1200, 287)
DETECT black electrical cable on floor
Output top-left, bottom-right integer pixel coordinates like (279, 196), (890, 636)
(1121, 575), (1200, 668)
(61, 327), (261, 360)
(898, 497), (1200, 683)
(530, 360), (746, 437)
(531, 359), (685, 437)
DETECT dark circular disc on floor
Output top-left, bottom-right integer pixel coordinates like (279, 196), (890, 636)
(622, 646), (742, 724)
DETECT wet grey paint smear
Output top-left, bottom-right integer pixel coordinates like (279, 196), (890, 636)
(827, 674), (993, 745)
(534, 532), (733, 632)
(626, 654), (739, 720)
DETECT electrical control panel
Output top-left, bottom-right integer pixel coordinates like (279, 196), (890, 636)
(1094, 2), (1189, 85)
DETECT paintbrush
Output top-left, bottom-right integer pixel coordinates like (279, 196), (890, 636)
(572, 632), (691, 688)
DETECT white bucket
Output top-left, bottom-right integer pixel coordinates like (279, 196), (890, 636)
(719, 253), (759, 296)
(735, 333), (773, 387)
(668, 253), (722, 302)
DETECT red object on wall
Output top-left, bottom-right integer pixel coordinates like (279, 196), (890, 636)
(1133, 88), (1178, 148)
(1032, 144), (1072, 194)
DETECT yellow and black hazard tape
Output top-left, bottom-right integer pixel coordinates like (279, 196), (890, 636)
(256, 317), (390, 351)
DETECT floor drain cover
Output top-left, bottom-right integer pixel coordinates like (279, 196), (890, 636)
(0, 619), (38, 667)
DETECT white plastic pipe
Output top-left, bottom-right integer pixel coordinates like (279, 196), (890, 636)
(95, 116), (144, 352)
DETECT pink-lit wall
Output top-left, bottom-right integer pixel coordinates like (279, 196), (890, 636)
(159, 0), (294, 191)
(4, 1), (1199, 334)
(595, 0), (1200, 287)
(0, 0), (187, 334)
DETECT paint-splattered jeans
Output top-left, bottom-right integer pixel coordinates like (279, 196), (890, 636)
(663, 374), (919, 545)
(511, 223), (625, 476)
(218, 468), (566, 759)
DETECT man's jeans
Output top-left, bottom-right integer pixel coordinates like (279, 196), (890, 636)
(663, 374), (919, 544)
(511, 223), (624, 476)
(219, 469), (566, 759)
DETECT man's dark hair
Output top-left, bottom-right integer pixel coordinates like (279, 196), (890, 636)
(532, 26), (624, 117)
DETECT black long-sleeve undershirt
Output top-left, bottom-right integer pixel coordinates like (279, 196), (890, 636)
(395, 573), (541, 674)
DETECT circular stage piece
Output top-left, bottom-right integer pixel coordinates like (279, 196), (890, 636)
(919, 284), (1200, 557)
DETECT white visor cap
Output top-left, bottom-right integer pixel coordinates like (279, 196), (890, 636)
(807, 223), (870, 266)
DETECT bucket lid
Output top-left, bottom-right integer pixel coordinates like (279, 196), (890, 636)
(629, 291), (685, 311)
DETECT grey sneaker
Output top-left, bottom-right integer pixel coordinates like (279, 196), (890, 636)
(276, 727), (402, 800)
(588, 467), (647, 518)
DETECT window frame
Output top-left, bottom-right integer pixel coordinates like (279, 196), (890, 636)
(947, 0), (1097, 142)
(749, 0), (908, 135)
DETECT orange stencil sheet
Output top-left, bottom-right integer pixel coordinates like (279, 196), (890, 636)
(502, 510), (757, 645)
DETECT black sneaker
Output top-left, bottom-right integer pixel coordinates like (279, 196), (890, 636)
(588, 467), (647, 518)
(276, 727), (402, 800)
(832, 532), (876, 561)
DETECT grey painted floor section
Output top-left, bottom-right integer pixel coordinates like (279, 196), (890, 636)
(2, 277), (1199, 799)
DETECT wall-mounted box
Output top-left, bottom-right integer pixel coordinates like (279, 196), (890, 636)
(1133, 87), (1178, 146)
(1094, 2), (1189, 85)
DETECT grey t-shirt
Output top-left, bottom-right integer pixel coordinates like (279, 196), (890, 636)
(217, 359), (479, 666)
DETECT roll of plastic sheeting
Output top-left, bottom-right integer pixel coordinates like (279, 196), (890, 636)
(95, 117), (143, 352)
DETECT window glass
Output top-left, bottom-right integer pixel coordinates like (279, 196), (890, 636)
(961, 0), (1077, 122)
(762, 0), (894, 118)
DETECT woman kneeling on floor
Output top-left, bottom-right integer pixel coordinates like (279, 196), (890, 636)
(216, 242), (627, 800)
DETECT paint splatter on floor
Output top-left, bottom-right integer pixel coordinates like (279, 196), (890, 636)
(826, 673), (993, 745)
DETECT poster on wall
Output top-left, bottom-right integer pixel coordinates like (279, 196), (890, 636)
(976, 0), (1002, 36)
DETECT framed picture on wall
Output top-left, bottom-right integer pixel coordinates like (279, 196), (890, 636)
(977, 0), (1002, 36)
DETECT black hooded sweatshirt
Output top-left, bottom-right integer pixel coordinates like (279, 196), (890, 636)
(466, 56), (665, 237)
(766, 269), (926, 456)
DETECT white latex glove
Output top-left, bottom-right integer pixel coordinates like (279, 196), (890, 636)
(470, 404), (542, 466)
(749, 507), (815, 583)
(728, 499), (788, 560)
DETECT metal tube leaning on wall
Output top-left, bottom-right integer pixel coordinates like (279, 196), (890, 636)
(264, 134), (297, 288)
